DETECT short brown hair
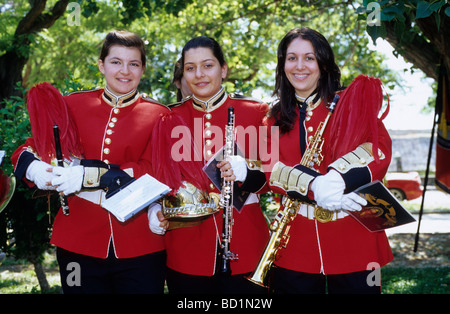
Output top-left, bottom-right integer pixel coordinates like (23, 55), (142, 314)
(99, 30), (146, 67)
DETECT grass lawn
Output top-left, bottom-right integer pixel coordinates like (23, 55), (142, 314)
(0, 250), (61, 294)
(382, 267), (449, 294)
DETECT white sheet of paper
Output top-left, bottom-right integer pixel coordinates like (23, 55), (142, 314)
(101, 174), (171, 222)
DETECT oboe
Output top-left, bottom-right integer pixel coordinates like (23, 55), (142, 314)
(219, 107), (238, 273)
(53, 124), (69, 216)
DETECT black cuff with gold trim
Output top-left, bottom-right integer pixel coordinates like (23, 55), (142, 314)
(328, 143), (374, 192)
(239, 159), (266, 193)
(80, 159), (135, 198)
(269, 161), (318, 202)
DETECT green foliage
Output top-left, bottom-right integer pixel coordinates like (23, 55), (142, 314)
(382, 267), (450, 294)
(361, 0), (448, 44)
(0, 83), (31, 174)
(2, 0), (399, 105)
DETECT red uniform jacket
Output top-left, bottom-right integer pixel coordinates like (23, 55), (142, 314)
(165, 89), (270, 276)
(12, 88), (169, 259)
(264, 96), (393, 275)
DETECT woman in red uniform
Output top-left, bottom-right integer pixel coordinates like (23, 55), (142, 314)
(11, 30), (169, 294)
(263, 27), (393, 294)
(155, 36), (270, 294)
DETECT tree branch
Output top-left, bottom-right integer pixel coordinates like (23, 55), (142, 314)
(415, 10), (450, 79)
(15, 0), (70, 37)
(383, 20), (439, 80)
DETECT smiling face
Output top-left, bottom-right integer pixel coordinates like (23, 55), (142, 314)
(98, 45), (145, 96)
(284, 37), (320, 99)
(182, 47), (227, 101)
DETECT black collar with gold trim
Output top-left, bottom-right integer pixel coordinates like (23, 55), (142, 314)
(102, 86), (139, 108)
(192, 87), (227, 112)
(295, 93), (321, 110)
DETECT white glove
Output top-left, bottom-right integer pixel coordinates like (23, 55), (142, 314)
(228, 155), (248, 182)
(311, 169), (345, 211)
(25, 160), (56, 190)
(341, 192), (367, 212)
(148, 203), (165, 235)
(51, 165), (84, 195)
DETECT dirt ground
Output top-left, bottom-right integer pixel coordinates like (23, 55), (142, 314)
(387, 233), (450, 268)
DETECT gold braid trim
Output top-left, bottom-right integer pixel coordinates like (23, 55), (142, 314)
(329, 142), (385, 174)
(82, 167), (109, 188)
(269, 161), (315, 196)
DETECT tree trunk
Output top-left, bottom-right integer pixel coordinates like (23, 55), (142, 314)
(0, 0), (69, 106)
(0, 50), (28, 100)
(33, 261), (51, 293)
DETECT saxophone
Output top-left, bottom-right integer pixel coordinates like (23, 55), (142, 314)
(247, 94), (340, 287)
(219, 106), (238, 273)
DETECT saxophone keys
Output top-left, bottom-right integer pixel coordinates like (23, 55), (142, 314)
(269, 220), (279, 231)
(288, 207), (297, 216)
(280, 233), (290, 248)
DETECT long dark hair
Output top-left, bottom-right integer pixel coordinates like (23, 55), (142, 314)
(271, 27), (341, 134)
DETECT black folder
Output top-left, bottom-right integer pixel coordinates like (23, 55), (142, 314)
(346, 180), (416, 232)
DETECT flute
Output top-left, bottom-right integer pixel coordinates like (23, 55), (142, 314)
(53, 124), (69, 215)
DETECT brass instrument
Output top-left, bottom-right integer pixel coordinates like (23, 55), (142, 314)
(0, 151), (16, 214)
(247, 94), (340, 287)
(219, 107), (238, 273)
(162, 181), (218, 230)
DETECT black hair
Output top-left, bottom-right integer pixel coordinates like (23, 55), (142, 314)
(180, 36), (226, 68)
(271, 27), (341, 134)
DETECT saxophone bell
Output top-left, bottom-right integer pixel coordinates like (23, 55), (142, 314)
(246, 198), (298, 287)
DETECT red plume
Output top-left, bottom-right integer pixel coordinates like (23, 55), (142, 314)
(151, 111), (209, 194)
(327, 75), (390, 163)
(26, 82), (83, 164)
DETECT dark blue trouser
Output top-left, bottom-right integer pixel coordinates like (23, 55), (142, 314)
(56, 246), (166, 294)
(270, 266), (381, 294)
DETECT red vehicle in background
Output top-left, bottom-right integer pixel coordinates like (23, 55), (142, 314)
(385, 171), (423, 201)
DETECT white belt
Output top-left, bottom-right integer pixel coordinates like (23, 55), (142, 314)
(282, 196), (348, 222)
(77, 190), (106, 206)
(297, 203), (348, 221)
